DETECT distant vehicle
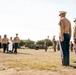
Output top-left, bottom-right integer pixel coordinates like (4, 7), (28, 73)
(28, 44), (48, 50)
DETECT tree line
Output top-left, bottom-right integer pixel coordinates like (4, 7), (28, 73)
(19, 39), (53, 49)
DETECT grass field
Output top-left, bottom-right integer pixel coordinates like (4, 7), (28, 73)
(0, 48), (76, 75)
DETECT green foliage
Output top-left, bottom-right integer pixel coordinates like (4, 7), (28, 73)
(36, 40), (44, 45)
(44, 39), (53, 46)
(19, 39), (53, 49)
(36, 39), (52, 46)
(25, 39), (35, 47)
(19, 40), (25, 46)
(19, 39), (35, 48)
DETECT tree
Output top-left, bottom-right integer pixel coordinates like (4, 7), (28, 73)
(25, 39), (35, 47)
(44, 39), (52, 46)
(19, 40), (25, 47)
(36, 40), (44, 45)
(19, 38), (53, 49)
(36, 39), (52, 46)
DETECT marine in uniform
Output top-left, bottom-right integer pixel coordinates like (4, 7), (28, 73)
(0, 35), (2, 50)
(13, 33), (20, 53)
(2, 35), (8, 53)
(44, 41), (48, 52)
(58, 11), (71, 66)
(52, 36), (56, 52)
(73, 18), (76, 55)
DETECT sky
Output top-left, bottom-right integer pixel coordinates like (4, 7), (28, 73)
(0, 0), (76, 41)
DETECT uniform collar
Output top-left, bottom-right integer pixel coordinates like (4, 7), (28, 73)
(61, 17), (65, 19)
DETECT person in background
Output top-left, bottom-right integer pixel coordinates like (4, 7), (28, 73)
(52, 36), (56, 52)
(8, 37), (13, 53)
(58, 11), (71, 66)
(73, 18), (76, 62)
(44, 41), (48, 52)
(0, 35), (2, 51)
(2, 34), (8, 53)
(13, 33), (20, 53)
(70, 41), (73, 52)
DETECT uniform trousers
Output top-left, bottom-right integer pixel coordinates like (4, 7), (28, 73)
(61, 34), (70, 66)
(14, 43), (18, 53)
(74, 39), (76, 54)
(3, 44), (8, 53)
(0, 43), (2, 48)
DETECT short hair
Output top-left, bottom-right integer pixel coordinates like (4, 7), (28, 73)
(10, 37), (12, 39)
(4, 34), (7, 37)
(16, 33), (18, 35)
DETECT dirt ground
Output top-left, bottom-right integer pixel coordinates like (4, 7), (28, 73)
(0, 48), (76, 75)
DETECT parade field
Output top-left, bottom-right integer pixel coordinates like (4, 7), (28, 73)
(0, 48), (76, 75)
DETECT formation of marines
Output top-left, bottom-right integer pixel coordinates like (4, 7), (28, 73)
(0, 33), (20, 53)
